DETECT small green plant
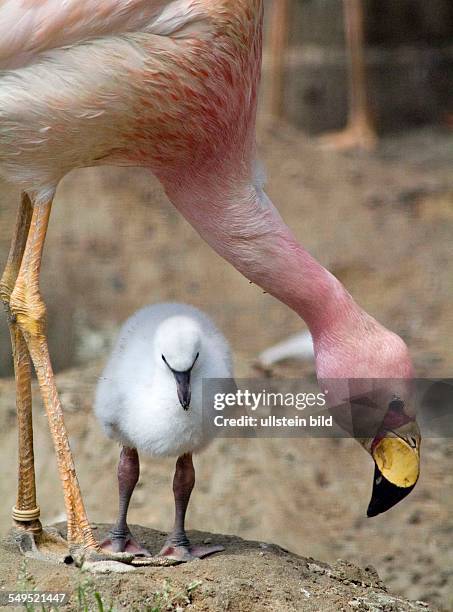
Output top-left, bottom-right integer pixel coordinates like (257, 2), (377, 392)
(16, 559), (57, 612)
(13, 561), (201, 612)
(76, 569), (116, 612)
(15, 561), (112, 612)
(147, 579), (202, 612)
(16, 559), (45, 612)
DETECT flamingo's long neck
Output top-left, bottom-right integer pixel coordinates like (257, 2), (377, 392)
(239, 220), (361, 339)
(165, 177), (366, 342)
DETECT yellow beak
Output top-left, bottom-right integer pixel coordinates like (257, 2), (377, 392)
(367, 420), (421, 517)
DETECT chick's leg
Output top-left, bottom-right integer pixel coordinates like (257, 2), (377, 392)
(101, 447), (151, 556)
(159, 453), (224, 561)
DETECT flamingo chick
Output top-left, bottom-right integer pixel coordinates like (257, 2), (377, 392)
(94, 303), (232, 561)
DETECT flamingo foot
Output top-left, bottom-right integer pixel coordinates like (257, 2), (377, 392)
(11, 526), (74, 565)
(100, 530), (151, 557)
(317, 121), (377, 152)
(158, 542), (224, 562)
(10, 526), (145, 568)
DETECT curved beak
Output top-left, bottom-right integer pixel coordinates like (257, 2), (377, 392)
(174, 370), (191, 410)
(367, 419), (421, 517)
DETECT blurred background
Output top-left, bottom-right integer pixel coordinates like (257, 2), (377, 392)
(0, 1), (452, 609)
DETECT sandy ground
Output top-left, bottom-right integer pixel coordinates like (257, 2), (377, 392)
(0, 119), (452, 610)
(0, 524), (433, 611)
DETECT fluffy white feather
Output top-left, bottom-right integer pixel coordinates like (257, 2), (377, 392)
(95, 303), (233, 457)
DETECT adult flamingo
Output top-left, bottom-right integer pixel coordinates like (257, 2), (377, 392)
(0, 0), (419, 562)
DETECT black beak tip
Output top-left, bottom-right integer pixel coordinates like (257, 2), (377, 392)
(367, 464), (416, 517)
(179, 395), (191, 410)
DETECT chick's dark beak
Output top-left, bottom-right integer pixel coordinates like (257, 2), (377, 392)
(174, 370), (191, 410)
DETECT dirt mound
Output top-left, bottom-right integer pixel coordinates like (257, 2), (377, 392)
(0, 524), (433, 611)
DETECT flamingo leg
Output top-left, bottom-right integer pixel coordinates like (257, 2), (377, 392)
(0, 193), (41, 534)
(159, 454), (224, 562)
(101, 447), (151, 556)
(268, 0), (289, 119)
(319, 0), (377, 151)
(8, 196), (98, 555)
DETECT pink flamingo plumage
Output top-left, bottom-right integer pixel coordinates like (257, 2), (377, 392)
(0, 0), (419, 562)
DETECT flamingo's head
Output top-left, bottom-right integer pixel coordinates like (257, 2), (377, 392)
(315, 315), (421, 516)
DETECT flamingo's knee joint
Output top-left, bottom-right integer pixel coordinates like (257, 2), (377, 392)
(0, 267), (16, 306)
(10, 282), (47, 338)
(0, 273), (19, 324)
